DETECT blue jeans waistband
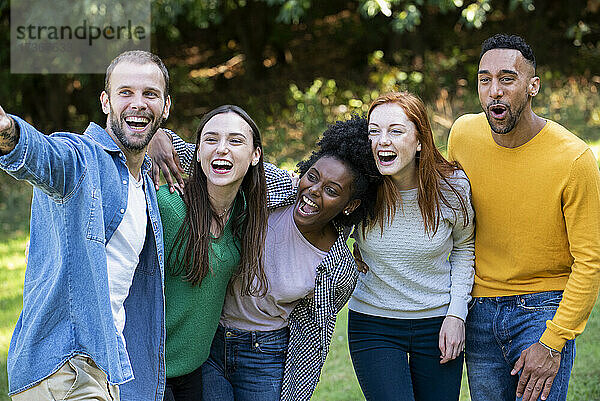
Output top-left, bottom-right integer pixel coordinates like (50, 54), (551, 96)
(474, 290), (563, 303)
(215, 324), (289, 343)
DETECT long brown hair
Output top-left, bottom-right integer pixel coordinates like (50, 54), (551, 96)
(170, 105), (268, 296)
(366, 92), (470, 236)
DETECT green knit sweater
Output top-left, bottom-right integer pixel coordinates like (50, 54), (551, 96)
(157, 186), (241, 378)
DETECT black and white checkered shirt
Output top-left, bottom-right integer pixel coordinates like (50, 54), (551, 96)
(281, 225), (357, 401)
(171, 133), (358, 401)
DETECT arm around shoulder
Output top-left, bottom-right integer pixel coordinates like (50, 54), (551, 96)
(265, 162), (296, 208)
(148, 129), (191, 192)
(170, 131), (195, 173)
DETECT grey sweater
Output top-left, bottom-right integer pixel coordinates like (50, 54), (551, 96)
(349, 170), (475, 321)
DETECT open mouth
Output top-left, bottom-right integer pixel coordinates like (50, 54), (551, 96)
(297, 195), (319, 216)
(211, 159), (233, 174)
(124, 115), (151, 132)
(377, 150), (397, 165)
(488, 103), (508, 120)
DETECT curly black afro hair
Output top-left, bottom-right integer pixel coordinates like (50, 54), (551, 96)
(480, 34), (536, 70)
(297, 114), (381, 227)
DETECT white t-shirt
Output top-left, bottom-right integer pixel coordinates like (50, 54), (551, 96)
(105, 172), (147, 348)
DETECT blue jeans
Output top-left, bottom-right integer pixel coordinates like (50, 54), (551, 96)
(465, 291), (576, 401)
(348, 310), (463, 401)
(201, 325), (288, 401)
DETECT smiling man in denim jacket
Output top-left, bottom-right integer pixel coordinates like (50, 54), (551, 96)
(0, 50), (171, 401)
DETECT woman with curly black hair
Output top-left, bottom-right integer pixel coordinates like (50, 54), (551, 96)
(201, 116), (380, 401)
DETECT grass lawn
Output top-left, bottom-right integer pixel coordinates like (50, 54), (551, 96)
(1, 233), (599, 401)
(0, 234), (29, 401)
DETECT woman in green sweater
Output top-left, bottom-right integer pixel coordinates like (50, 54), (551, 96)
(156, 105), (293, 401)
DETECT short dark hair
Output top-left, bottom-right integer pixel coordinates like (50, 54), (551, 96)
(480, 34), (536, 70)
(104, 50), (170, 98)
(297, 115), (381, 227)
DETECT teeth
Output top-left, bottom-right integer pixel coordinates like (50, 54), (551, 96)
(212, 160), (233, 167)
(303, 195), (318, 208)
(378, 150), (397, 157)
(125, 116), (150, 123)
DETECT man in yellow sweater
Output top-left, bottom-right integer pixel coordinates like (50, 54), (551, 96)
(448, 34), (600, 401)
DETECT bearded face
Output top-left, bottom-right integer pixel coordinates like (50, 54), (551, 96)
(107, 103), (165, 151)
(478, 48), (535, 135)
(101, 61), (170, 153)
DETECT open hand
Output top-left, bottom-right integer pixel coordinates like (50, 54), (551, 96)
(148, 128), (185, 193)
(511, 342), (561, 401)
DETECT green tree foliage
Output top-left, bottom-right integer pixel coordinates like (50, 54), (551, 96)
(150, 0), (599, 79)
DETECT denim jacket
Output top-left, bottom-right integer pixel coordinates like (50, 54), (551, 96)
(0, 116), (166, 400)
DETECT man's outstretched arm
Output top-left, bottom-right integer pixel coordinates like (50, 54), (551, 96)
(0, 108), (88, 198)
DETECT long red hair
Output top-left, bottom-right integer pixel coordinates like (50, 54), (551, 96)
(366, 91), (469, 235)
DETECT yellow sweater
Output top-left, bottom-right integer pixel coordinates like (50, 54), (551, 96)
(448, 113), (600, 350)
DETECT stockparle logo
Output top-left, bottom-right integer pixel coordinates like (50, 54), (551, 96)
(11, 0), (151, 74)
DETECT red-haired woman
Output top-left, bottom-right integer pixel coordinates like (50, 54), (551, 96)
(349, 92), (475, 401)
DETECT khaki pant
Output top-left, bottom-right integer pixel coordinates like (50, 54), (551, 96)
(12, 355), (120, 401)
